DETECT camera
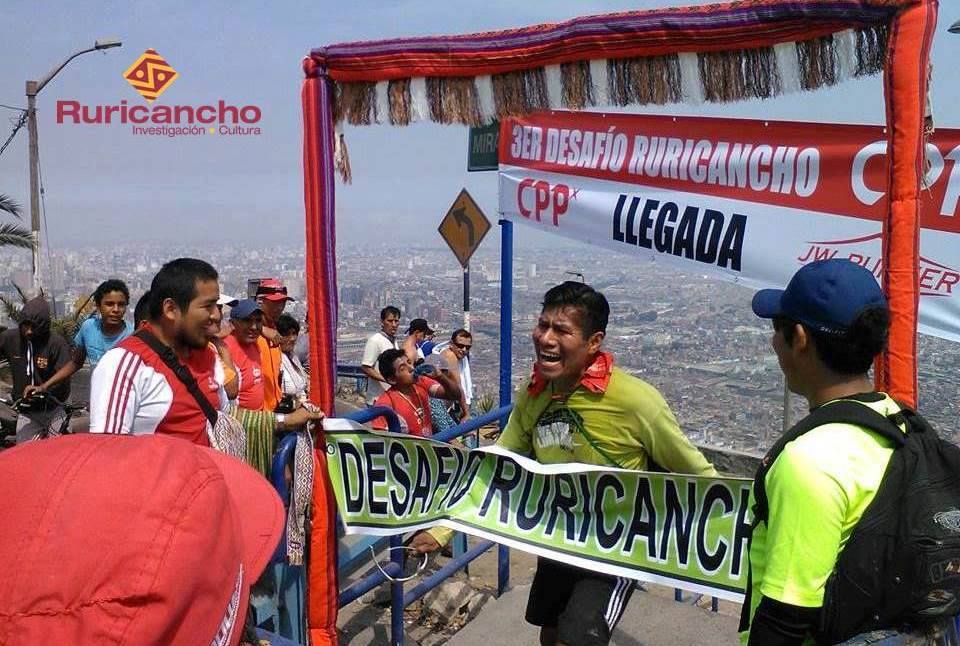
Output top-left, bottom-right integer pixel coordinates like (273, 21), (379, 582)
(274, 395), (297, 415)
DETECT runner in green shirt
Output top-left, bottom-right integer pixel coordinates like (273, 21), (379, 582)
(411, 281), (715, 646)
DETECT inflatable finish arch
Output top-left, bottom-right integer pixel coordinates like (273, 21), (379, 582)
(301, 1), (938, 641)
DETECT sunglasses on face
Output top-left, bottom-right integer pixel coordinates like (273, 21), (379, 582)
(453, 342), (472, 351)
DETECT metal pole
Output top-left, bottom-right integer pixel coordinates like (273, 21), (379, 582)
(22, 41), (122, 296)
(25, 84), (40, 294)
(497, 218), (513, 596)
(498, 219), (513, 427)
(389, 534), (404, 646)
(463, 263), (470, 332)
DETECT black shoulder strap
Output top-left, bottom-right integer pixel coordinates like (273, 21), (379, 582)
(135, 330), (218, 426)
(752, 399), (906, 525)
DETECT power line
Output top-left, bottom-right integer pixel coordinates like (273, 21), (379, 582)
(0, 110), (27, 159)
(0, 103), (26, 112)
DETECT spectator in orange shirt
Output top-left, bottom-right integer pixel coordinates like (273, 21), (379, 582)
(254, 278), (293, 412)
(223, 299), (266, 411)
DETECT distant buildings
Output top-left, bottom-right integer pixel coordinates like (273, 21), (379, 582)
(2, 241), (958, 451)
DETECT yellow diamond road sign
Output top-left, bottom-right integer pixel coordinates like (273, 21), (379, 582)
(438, 189), (491, 268)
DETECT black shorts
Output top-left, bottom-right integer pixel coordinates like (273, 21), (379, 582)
(525, 557), (635, 646)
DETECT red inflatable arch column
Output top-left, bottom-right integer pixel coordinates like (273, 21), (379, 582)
(878, 0), (938, 408)
(301, 56), (339, 646)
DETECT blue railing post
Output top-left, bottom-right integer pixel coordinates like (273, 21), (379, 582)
(343, 406), (403, 434)
(390, 534), (404, 646)
(498, 218), (513, 430)
(497, 218), (513, 597)
(432, 405), (513, 444)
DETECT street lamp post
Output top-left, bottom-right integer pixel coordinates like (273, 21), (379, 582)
(25, 38), (121, 293)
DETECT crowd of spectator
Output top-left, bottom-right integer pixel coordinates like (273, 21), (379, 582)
(360, 305), (477, 439)
(0, 258), (323, 453)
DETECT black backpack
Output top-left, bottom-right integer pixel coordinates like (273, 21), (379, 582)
(742, 398), (960, 644)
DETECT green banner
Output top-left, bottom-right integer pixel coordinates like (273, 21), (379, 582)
(325, 421), (752, 601)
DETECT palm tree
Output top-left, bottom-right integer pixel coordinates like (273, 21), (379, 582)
(0, 194), (33, 250)
(0, 194), (32, 387)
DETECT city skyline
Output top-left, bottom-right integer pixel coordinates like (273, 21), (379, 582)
(1, 1), (959, 251)
(3, 241), (958, 456)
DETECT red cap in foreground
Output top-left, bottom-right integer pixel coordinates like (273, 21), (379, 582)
(0, 434), (285, 645)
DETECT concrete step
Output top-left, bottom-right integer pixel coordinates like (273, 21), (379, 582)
(447, 583), (740, 646)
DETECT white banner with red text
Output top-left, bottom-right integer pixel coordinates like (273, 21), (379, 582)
(497, 112), (960, 342)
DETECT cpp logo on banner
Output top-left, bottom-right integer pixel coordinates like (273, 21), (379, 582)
(517, 179), (578, 226)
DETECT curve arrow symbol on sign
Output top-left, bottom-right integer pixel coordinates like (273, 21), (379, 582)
(453, 206), (475, 247)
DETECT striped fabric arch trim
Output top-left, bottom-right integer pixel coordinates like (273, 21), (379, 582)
(306, 0), (917, 182)
(312, 0), (907, 81)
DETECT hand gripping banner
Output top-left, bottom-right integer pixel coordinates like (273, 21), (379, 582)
(326, 421), (752, 602)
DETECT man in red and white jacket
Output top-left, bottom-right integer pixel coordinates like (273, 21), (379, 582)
(90, 258), (227, 446)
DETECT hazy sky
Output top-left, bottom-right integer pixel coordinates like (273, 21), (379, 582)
(1, 1), (959, 257)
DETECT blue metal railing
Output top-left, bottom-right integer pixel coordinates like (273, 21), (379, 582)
(263, 433), (309, 644)
(270, 434), (300, 563)
(337, 364), (369, 392)
(497, 219), (514, 596)
(433, 404), (513, 443)
(343, 405), (402, 432)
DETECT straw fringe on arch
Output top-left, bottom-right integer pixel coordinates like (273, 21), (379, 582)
(333, 81), (377, 125)
(330, 25), (889, 135)
(855, 23), (889, 75)
(491, 69), (549, 119)
(608, 55), (683, 106)
(426, 77), (483, 125)
(560, 61), (594, 110)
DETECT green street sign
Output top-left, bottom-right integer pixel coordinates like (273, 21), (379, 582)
(467, 120), (499, 172)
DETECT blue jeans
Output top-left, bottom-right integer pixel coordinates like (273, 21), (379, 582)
(839, 618), (960, 645)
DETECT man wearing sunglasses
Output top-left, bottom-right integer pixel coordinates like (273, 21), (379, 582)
(440, 329), (474, 423)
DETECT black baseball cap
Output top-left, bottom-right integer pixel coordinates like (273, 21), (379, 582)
(406, 318), (435, 335)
